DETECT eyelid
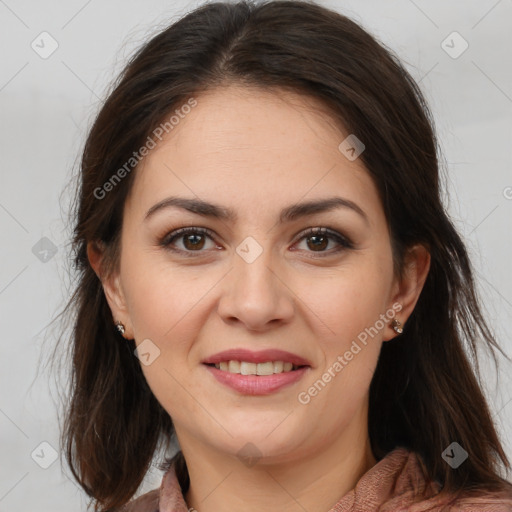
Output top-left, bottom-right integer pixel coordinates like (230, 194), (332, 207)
(292, 227), (353, 250)
(159, 226), (216, 253)
(158, 225), (354, 256)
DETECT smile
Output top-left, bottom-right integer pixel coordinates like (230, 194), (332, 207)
(203, 362), (310, 395)
(208, 360), (300, 375)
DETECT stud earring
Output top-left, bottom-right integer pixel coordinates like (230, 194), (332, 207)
(391, 319), (403, 334)
(115, 320), (125, 336)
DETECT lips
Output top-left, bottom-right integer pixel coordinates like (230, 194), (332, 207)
(202, 348), (312, 367)
(202, 348), (311, 395)
(204, 364), (310, 395)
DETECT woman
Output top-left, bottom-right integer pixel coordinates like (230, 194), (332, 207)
(60, 1), (512, 510)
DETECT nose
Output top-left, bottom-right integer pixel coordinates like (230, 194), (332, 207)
(216, 240), (295, 332)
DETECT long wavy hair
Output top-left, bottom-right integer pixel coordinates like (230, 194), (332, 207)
(53, 0), (512, 510)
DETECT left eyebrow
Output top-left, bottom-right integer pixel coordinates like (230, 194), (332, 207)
(144, 196), (369, 225)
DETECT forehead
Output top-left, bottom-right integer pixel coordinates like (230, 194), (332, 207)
(162, 85), (348, 158)
(125, 85), (381, 226)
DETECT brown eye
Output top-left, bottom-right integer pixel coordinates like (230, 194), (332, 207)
(182, 232), (206, 250)
(294, 227), (353, 255)
(160, 226), (352, 258)
(160, 227), (217, 255)
(306, 233), (329, 251)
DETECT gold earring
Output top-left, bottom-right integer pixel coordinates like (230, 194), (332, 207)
(391, 319), (403, 334)
(115, 320), (126, 336)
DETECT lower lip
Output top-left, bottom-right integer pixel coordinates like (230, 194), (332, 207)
(203, 364), (310, 395)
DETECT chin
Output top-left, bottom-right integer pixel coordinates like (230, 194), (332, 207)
(212, 430), (306, 465)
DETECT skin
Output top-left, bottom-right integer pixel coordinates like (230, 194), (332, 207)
(88, 84), (430, 512)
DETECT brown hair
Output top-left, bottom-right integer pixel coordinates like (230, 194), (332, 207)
(54, 0), (512, 509)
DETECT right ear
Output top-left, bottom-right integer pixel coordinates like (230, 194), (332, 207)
(87, 240), (105, 280)
(87, 241), (131, 334)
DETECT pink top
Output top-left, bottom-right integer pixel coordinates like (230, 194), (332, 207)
(120, 447), (512, 511)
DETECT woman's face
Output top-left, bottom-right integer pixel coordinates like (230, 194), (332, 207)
(98, 85), (414, 465)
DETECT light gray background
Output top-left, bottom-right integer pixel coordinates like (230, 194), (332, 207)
(1, 1), (511, 510)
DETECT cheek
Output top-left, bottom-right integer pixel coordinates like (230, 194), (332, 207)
(121, 252), (214, 342)
(296, 261), (392, 343)
(121, 261), (209, 417)
(296, 258), (391, 405)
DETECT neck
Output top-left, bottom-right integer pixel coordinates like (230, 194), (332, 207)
(181, 410), (376, 512)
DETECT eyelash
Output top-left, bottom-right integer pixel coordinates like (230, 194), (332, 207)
(158, 226), (354, 258)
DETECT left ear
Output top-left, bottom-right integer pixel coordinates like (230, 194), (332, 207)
(385, 244), (431, 340)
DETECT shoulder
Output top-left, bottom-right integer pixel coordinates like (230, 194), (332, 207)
(444, 500), (512, 512)
(117, 488), (160, 512)
(420, 490), (512, 512)
(448, 495), (512, 512)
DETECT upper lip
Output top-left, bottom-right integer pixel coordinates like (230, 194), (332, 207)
(202, 348), (311, 366)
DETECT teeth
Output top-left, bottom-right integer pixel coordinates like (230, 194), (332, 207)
(228, 360), (240, 373)
(240, 361), (256, 375)
(212, 360), (299, 375)
(256, 361), (274, 376)
(273, 361), (284, 373)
